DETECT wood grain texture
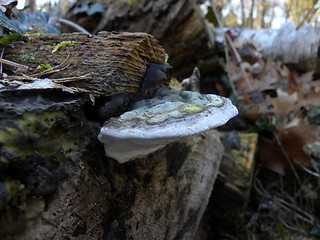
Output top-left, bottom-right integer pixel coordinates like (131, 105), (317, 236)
(1, 31), (165, 96)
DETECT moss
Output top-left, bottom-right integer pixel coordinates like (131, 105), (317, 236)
(25, 32), (41, 37)
(21, 53), (36, 61)
(128, 0), (138, 5)
(276, 222), (290, 239)
(0, 111), (66, 166)
(0, 126), (29, 156)
(51, 40), (76, 54)
(37, 64), (52, 70)
(164, 53), (169, 63)
(0, 33), (21, 43)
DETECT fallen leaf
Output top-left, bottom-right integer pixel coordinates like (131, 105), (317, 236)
(298, 81), (320, 109)
(277, 125), (317, 167)
(269, 88), (298, 116)
(260, 119), (319, 175)
(259, 136), (287, 175)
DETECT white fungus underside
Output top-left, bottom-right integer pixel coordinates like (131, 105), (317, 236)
(98, 90), (238, 163)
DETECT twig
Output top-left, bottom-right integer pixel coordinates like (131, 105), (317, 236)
(7, 73), (90, 83)
(190, 0), (239, 96)
(208, 0), (253, 92)
(6, 75), (38, 82)
(30, 55), (71, 77)
(0, 48), (4, 74)
(224, 43), (238, 96)
(254, 177), (271, 198)
(297, 0), (319, 29)
(58, 18), (92, 37)
(51, 73), (91, 83)
(273, 131), (302, 185)
(0, 58), (29, 70)
(275, 196), (314, 224)
(278, 215), (306, 234)
(190, 0), (215, 48)
(293, 159), (320, 178)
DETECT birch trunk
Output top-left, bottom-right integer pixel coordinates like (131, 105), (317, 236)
(214, 23), (320, 73)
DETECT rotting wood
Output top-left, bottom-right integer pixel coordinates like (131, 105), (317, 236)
(0, 31), (165, 97)
(196, 132), (258, 239)
(63, 0), (211, 78)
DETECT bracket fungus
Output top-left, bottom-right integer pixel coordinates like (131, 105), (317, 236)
(98, 87), (238, 163)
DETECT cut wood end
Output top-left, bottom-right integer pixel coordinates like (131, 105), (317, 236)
(1, 31), (167, 97)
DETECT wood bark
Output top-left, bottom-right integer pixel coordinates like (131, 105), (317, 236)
(0, 90), (224, 239)
(196, 132), (258, 239)
(63, 0), (213, 78)
(1, 31), (165, 97)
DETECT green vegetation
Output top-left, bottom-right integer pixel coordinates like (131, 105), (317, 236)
(51, 41), (76, 54)
(0, 33), (21, 43)
(164, 53), (169, 63)
(37, 64), (52, 70)
(21, 52), (36, 61)
(128, 0), (138, 5)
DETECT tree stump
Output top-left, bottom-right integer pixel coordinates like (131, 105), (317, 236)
(0, 32), (224, 239)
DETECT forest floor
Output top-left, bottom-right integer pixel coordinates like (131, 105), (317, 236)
(210, 41), (320, 239)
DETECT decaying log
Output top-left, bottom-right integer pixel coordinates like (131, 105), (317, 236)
(63, 0), (213, 78)
(1, 31), (165, 96)
(0, 90), (224, 239)
(0, 32), (224, 239)
(196, 132), (258, 239)
(214, 23), (320, 73)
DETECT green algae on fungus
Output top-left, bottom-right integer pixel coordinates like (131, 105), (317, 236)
(185, 104), (202, 113)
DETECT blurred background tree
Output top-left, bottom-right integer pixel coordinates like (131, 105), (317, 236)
(212, 0), (319, 28)
(17, 0), (320, 29)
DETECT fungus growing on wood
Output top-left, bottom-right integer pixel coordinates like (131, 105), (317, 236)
(98, 87), (238, 163)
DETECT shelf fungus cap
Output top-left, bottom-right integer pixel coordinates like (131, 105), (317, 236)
(98, 88), (238, 163)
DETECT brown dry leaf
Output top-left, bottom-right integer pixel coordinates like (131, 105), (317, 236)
(287, 70), (297, 94)
(235, 68), (258, 93)
(244, 59), (289, 93)
(297, 80), (320, 109)
(295, 71), (314, 98)
(251, 59), (278, 90)
(269, 88), (298, 116)
(259, 136), (287, 175)
(274, 61), (290, 79)
(310, 80), (320, 90)
(295, 71), (314, 85)
(260, 129), (318, 175)
(261, 60), (289, 83)
(238, 92), (269, 121)
(277, 121), (319, 166)
(260, 119), (319, 175)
